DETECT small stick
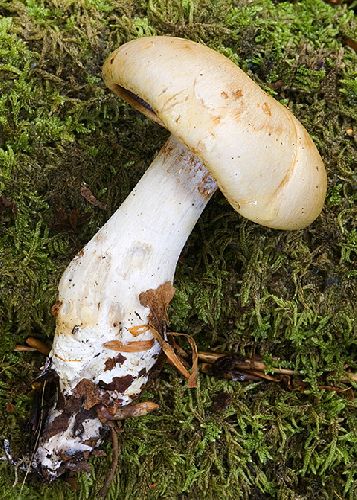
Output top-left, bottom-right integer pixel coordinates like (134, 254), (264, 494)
(25, 337), (51, 356)
(98, 425), (121, 498)
(198, 352), (296, 375)
(197, 352), (226, 363)
(98, 402), (159, 421)
(14, 346), (37, 352)
(198, 351), (357, 385)
(80, 183), (107, 210)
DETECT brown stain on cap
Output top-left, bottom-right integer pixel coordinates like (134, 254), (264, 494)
(262, 102), (272, 116)
(232, 89), (243, 99)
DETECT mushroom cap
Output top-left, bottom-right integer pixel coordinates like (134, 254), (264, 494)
(103, 36), (327, 230)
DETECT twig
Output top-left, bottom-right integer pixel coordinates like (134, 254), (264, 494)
(20, 379), (48, 494)
(14, 346), (37, 352)
(198, 351), (296, 375)
(80, 183), (107, 210)
(25, 337), (51, 356)
(198, 351), (357, 389)
(98, 425), (121, 498)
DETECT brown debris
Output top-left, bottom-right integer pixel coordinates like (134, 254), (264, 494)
(51, 300), (63, 317)
(99, 401), (159, 421)
(5, 402), (15, 413)
(80, 183), (107, 210)
(199, 352), (357, 394)
(0, 195), (17, 214)
(14, 345), (37, 352)
(128, 324), (150, 336)
(150, 328), (191, 381)
(103, 339), (154, 352)
(104, 353), (127, 371)
(139, 281), (175, 334)
(168, 332), (198, 388)
(72, 379), (102, 410)
(198, 352), (296, 375)
(99, 374), (134, 393)
(52, 207), (88, 232)
(210, 392), (232, 413)
(25, 336), (51, 356)
(343, 36), (357, 53)
(98, 425), (121, 498)
(43, 412), (71, 440)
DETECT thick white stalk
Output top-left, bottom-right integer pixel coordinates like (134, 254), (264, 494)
(33, 136), (216, 478)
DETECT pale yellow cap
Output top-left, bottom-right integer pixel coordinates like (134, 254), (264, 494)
(103, 36), (327, 230)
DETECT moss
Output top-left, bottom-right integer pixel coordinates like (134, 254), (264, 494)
(0, 0), (356, 498)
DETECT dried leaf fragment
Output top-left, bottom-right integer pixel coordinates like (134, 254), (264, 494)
(99, 401), (159, 421)
(150, 328), (197, 385)
(103, 339), (154, 352)
(168, 332), (198, 388)
(80, 183), (107, 210)
(72, 379), (102, 410)
(25, 336), (51, 356)
(128, 324), (150, 337)
(139, 281), (175, 333)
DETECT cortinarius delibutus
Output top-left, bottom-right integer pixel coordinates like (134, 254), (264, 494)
(33, 37), (326, 479)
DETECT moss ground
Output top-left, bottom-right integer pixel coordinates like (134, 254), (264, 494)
(0, 0), (356, 498)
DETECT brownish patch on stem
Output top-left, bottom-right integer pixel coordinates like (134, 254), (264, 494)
(99, 375), (134, 393)
(51, 300), (63, 317)
(72, 379), (102, 410)
(198, 172), (215, 199)
(104, 353), (127, 371)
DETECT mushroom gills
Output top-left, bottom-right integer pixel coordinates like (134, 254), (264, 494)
(112, 85), (163, 125)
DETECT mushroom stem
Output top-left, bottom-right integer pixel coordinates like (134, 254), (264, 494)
(33, 135), (217, 479)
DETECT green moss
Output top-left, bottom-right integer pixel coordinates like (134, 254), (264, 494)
(0, 0), (356, 498)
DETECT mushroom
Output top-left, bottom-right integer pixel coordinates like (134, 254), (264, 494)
(32, 36), (326, 479)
